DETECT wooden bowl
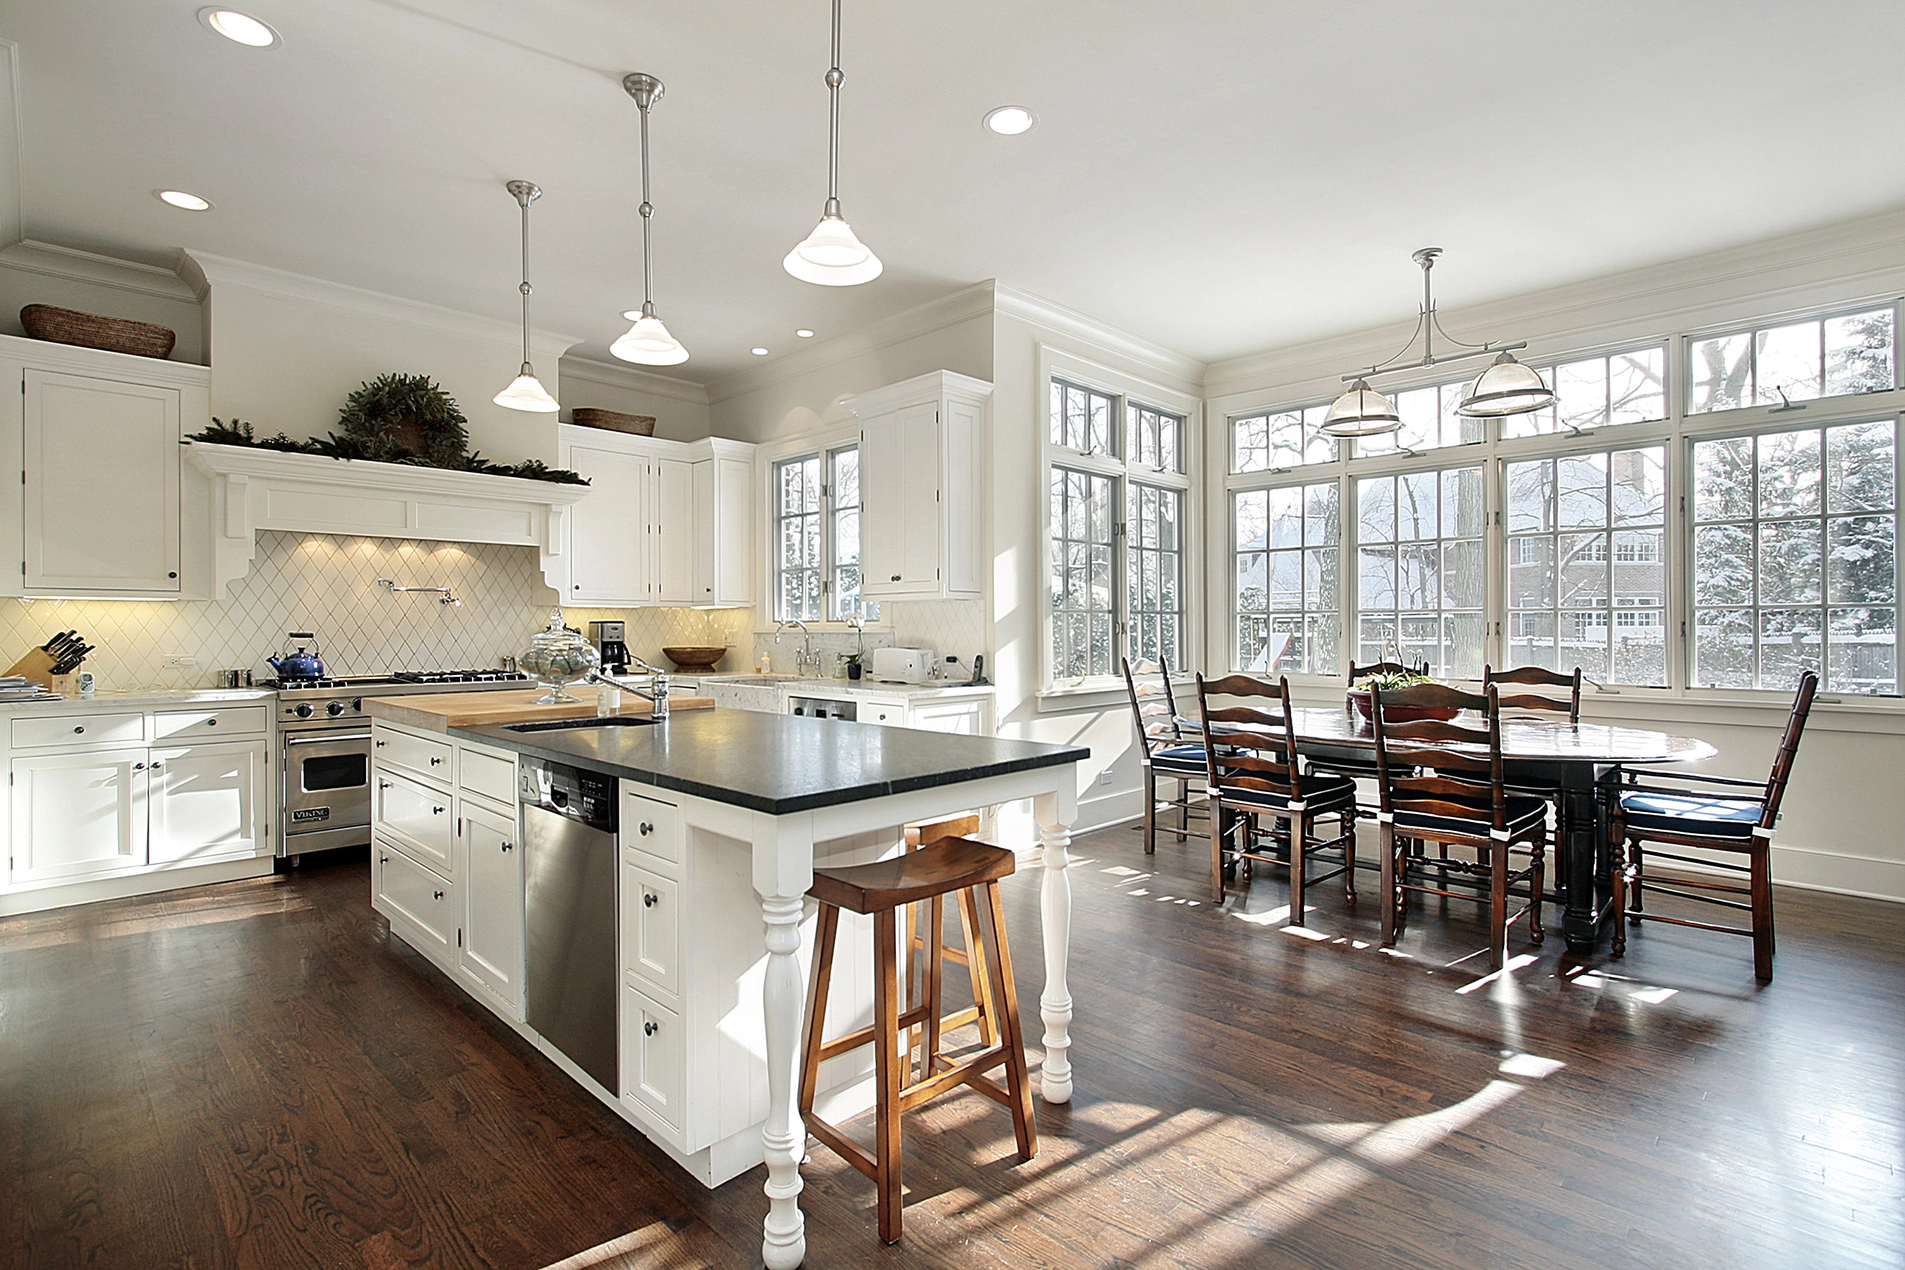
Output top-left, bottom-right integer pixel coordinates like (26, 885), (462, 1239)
(1346, 689), (1459, 723)
(662, 646), (726, 672)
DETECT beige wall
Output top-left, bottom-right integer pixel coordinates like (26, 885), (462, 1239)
(0, 241), (206, 365)
(560, 355), (712, 443)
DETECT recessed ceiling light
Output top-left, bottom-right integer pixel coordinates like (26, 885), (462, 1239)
(155, 189), (213, 211)
(983, 105), (1036, 136)
(751, 347), (770, 356)
(197, 7), (281, 48)
(795, 329), (815, 338)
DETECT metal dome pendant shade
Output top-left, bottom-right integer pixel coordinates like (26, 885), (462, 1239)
(1319, 247), (1553, 438)
(784, 0), (882, 286)
(493, 180), (559, 413)
(612, 72), (691, 366)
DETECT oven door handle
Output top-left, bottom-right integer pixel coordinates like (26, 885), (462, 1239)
(284, 731), (372, 747)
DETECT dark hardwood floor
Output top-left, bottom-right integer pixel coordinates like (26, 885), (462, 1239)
(3, 824), (1901, 1270)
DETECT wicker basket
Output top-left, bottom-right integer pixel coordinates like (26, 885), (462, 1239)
(572, 407), (656, 436)
(21, 305), (176, 360)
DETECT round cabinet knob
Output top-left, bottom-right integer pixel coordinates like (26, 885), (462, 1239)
(133, 762), (145, 771)
(890, 574), (901, 582)
(294, 703), (315, 719)
(168, 571), (177, 579)
(643, 892), (658, 908)
(639, 822), (654, 836)
(326, 702), (346, 717)
(151, 762), (162, 771)
(433, 890), (444, 901)
(432, 805), (446, 815)
(379, 854), (389, 865)
(429, 756), (442, 766)
(375, 739), (387, 748)
(643, 1021), (658, 1037)
(73, 725), (85, 733)
(378, 780), (391, 790)
(206, 717), (218, 726)
(500, 841), (513, 852)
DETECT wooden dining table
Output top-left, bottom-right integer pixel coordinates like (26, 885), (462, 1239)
(1283, 706), (1718, 954)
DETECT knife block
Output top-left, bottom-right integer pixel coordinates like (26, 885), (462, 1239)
(6, 648), (57, 691)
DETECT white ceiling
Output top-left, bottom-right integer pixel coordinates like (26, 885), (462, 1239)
(4, 1), (1905, 385)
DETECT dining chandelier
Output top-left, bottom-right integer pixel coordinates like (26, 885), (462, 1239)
(611, 72), (690, 366)
(783, 0), (882, 286)
(492, 180), (560, 412)
(1320, 247), (1555, 438)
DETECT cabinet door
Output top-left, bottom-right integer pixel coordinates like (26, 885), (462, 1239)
(651, 458), (695, 604)
(374, 842), (457, 961)
(894, 402), (943, 591)
(149, 740), (263, 865)
(10, 748), (148, 883)
(461, 801), (523, 1007)
(375, 769), (456, 878)
(906, 698), (987, 736)
(24, 370), (181, 593)
(858, 412), (905, 594)
(694, 455), (754, 607)
(567, 444), (650, 604)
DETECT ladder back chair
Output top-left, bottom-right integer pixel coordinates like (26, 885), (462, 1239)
(1478, 663), (1584, 855)
(1196, 673), (1358, 919)
(1371, 682), (1547, 969)
(1609, 669), (1817, 982)
(1122, 656), (1210, 854)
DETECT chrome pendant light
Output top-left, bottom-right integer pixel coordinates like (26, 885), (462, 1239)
(611, 73), (690, 366)
(783, 0), (882, 286)
(493, 180), (560, 412)
(1320, 247), (1555, 437)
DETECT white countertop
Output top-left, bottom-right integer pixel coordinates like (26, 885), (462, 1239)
(0, 687), (278, 710)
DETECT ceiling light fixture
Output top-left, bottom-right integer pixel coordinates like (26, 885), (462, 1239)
(155, 189), (212, 211)
(492, 180), (559, 413)
(610, 74), (690, 366)
(783, 0), (882, 287)
(983, 105), (1036, 136)
(1320, 247), (1556, 437)
(795, 329), (814, 338)
(196, 7), (280, 48)
(751, 347), (769, 356)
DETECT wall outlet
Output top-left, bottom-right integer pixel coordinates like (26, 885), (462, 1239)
(163, 654), (198, 669)
(1098, 769), (1114, 786)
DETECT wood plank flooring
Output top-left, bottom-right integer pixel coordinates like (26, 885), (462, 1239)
(2, 824), (1901, 1270)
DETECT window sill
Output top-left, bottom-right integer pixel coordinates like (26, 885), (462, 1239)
(1036, 676), (1196, 713)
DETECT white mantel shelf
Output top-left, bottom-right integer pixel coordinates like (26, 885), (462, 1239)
(185, 441), (590, 596)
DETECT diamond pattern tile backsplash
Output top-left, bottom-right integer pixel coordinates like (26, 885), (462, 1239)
(0, 531), (753, 690)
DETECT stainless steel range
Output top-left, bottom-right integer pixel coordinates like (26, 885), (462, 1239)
(272, 670), (531, 862)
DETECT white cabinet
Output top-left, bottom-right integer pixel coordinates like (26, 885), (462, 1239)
(9, 748), (149, 883)
(848, 370), (989, 601)
(692, 441), (754, 607)
(567, 441), (652, 604)
(460, 799), (523, 1007)
(621, 981), (686, 1136)
(148, 740), (264, 865)
(652, 457), (695, 604)
(375, 844), (458, 959)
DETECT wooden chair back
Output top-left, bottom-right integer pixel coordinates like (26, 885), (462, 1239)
(1759, 669), (1819, 830)
(1121, 656), (1184, 760)
(1195, 673), (1308, 805)
(1371, 682), (1513, 834)
(1484, 663), (1582, 723)
(1349, 658), (1429, 684)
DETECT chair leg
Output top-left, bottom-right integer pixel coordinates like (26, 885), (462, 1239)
(1288, 811), (1308, 927)
(1142, 765), (1157, 855)
(1379, 820), (1398, 947)
(1209, 802), (1227, 904)
(872, 909), (904, 1244)
(1489, 841), (1508, 971)
(1529, 835), (1545, 945)
(1629, 839), (1645, 920)
(974, 879), (1038, 1161)
(799, 903), (841, 1119)
(1343, 810), (1358, 906)
(1609, 835), (1627, 958)
(1750, 841), (1775, 983)
(1177, 775), (1191, 841)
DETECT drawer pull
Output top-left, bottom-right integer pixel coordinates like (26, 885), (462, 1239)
(639, 821), (655, 836)
(432, 805), (446, 815)
(378, 780), (392, 790)
(432, 889), (444, 901)
(890, 573), (901, 582)
(429, 756), (443, 766)
(380, 854), (389, 864)
(375, 740), (387, 748)
(501, 841), (514, 852)
(643, 892), (658, 908)
(643, 1020), (658, 1037)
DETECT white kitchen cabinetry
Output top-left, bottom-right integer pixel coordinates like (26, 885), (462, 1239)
(148, 740), (264, 865)
(692, 439), (753, 607)
(780, 687), (994, 737)
(10, 748), (149, 883)
(847, 370), (990, 601)
(0, 333), (213, 600)
(460, 799), (523, 1007)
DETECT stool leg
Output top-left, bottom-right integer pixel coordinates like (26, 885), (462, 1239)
(973, 880), (1037, 1161)
(872, 908), (904, 1243)
(956, 886), (1000, 1046)
(921, 895), (946, 1078)
(904, 898), (921, 1073)
(799, 904), (840, 1120)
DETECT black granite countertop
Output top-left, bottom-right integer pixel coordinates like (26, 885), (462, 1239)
(453, 708), (1089, 815)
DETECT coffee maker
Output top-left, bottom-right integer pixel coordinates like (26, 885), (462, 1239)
(588, 620), (630, 675)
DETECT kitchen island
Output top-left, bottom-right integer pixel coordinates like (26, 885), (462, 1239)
(370, 704), (1085, 1270)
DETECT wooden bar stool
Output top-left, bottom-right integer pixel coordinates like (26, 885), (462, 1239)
(902, 815), (995, 1066)
(799, 836), (1038, 1244)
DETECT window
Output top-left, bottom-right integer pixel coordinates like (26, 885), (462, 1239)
(1689, 306), (1895, 414)
(1128, 403), (1185, 473)
(1357, 381), (1485, 455)
(1051, 379), (1115, 455)
(1504, 446), (1667, 684)
(1354, 467), (1485, 677)
(1692, 420), (1898, 694)
(1050, 467), (1117, 678)
(1232, 405), (1338, 472)
(1126, 482), (1185, 666)
(772, 446), (879, 623)
(1234, 482), (1340, 675)
(1506, 345), (1667, 437)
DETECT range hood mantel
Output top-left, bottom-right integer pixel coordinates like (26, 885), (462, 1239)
(185, 442), (590, 596)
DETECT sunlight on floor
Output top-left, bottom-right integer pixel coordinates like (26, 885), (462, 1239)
(535, 1220), (698, 1270)
(1566, 966), (1680, 1004)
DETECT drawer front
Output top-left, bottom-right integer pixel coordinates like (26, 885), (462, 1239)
(152, 705), (269, 740)
(374, 727), (452, 784)
(863, 703), (902, 726)
(376, 769), (455, 877)
(375, 841), (457, 960)
(621, 788), (681, 871)
(458, 745), (516, 806)
(620, 982), (685, 1137)
(12, 711), (145, 749)
(620, 861), (680, 999)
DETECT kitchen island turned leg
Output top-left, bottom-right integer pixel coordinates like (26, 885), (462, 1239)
(1034, 787), (1077, 1104)
(755, 812), (815, 1270)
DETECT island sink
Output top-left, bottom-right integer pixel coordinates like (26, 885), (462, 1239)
(503, 716), (660, 733)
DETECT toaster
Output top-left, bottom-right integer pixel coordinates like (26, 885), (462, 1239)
(868, 647), (937, 684)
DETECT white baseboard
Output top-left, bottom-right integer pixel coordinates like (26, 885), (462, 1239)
(0, 854), (276, 916)
(1772, 842), (1905, 904)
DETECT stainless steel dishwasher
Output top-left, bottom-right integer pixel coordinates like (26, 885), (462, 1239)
(520, 758), (619, 1092)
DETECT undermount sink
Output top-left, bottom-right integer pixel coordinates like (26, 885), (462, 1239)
(503, 716), (659, 733)
(707, 675), (797, 686)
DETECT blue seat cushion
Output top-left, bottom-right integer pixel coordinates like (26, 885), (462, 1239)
(1150, 743), (1208, 775)
(1394, 795), (1547, 841)
(1220, 771), (1357, 814)
(1619, 790), (1763, 840)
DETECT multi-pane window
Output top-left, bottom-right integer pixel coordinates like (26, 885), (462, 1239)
(1050, 467), (1117, 678)
(1689, 307), (1896, 414)
(772, 447), (877, 623)
(1506, 346), (1668, 438)
(1050, 379), (1115, 455)
(1234, 482), (1340, 675)
(1127, 403), (1184, 473)
(828, 447), (877, 621)
(1354, 467), (1485, 676)
(1504, 446), (1668, 685)
(1692, 421), (1898, 694)
(1233, 405), (1338, 471)
(1358, 381), (1485, 455)
(1126, 483), (1184, 666)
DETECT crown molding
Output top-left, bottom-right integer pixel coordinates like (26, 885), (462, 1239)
(704, 281), (996, 405)
(182, 249), (582, 357)
(559, 354), (709, 406)
(0, 238), (202, 303)
(993, 282), (1206, 390)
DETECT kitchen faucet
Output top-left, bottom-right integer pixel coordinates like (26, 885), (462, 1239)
(586, 656), (671, 720)
(774, 619), (820, 677)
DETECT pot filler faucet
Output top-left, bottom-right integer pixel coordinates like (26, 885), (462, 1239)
(774, 619), (821, 677)
(586, 657), (671, 720)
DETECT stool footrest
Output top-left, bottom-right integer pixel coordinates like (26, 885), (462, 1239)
(897, 1044), (1013, 1113)
(802, 1113), (879, 1182)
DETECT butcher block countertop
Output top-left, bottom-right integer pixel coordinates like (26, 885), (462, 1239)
(363, 688), (714, 732)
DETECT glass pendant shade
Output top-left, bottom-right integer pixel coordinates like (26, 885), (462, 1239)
(493, 368), (559, 412)
(784, 214), (884, 286)
(1320, 378), (1401, 437)
(611, 311), (690, 366)
(1458, 351), (1555, 417)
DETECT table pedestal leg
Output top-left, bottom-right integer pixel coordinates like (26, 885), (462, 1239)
(759, 893), (807, 1270)
(1034, 793), (1074, 1104)
(1558, 764), (1603, 954)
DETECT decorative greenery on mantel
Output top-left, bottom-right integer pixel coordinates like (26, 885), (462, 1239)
(187, 373), (588, 485)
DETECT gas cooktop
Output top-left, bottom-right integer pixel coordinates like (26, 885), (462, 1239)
(263, 671), (532, 692)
